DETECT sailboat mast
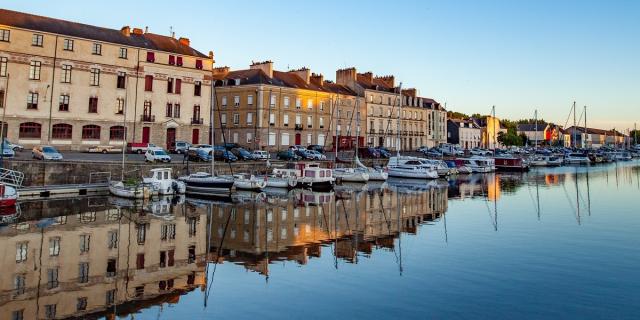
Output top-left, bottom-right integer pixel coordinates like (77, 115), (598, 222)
(396, 82), (403, 157)
(584, 106), (587, 149)
(335, 95), (339, 161)
(572, 101), (576, 148)
(534, 109), (538, 148)
(120, 74), (128, 181)
(210, 78), (216, 174)
(492, 105), (496, 151)
(355, 99), (360, 162)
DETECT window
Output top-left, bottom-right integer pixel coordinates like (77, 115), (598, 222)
(307, 115), (313, 128)
(160, 224), (176, 240)
(0, 29), (9, 42)
(58, 94), (70, 112)
(283, 114), (289, 126)
(45, 304), (56, 319)
(136, 253), (145, 269)
(176, 56), (183, 66)
(195, 59), (203, 69)
(220, 113), (227, 125)
(269, 113), (275, 125)
(319, 117), (324, 128)
(106, 259), (117, 277)
(307, 99), (313, 109)
(107, 230), (118, 248)
(233, 113), (239, 125)
(246, 132), (253, 143)
(295, 114), (302, 125)
(52, 124), (72, 139)
(194, 81), (201, 96)
(175, 79), (182, 94)
(16, 242), (28, 262)
(0, 57), (7, 77)
(247, 95), (253, 105)
(32, 34), (43, 47)
(80, 234), (90, 252)
(0, 90), (3, 108)
(63, 38), (74, 51)
(61, 64), (72, 83)
(168, 55), (175, 65)
(106, 289), (116, 305)
(89, 68), (100, 86)
(146, 52), (155, 62)
(307, 134), (312, 144)
(320, 101), (324, 111)
(281, 133), (290, 145)
(188, 218), (198, 237)
(247, 112), (253, 124)
(270, 94), (276, 107)
(167, 78), (174, 93)
(119, 47), (127, 59)
(268, 132), (276, 146)
(88, 97), (98, 113)
(295, 98), (301, 109)
(144, 75), (153, 91)
(110, 126), (125, 141)
(116, 98), (124, 114)
(77, 297), (87, 311)
(173, 103), (180, 118)
(234, 95), (240, 106)
(284, 96), (290, 108)
(19, 122), (41, 138)
(166, 103), (173, 117)
(47, 268), (59, 289)
(79, 262), (89, 283)
(136, 224), (146, 244)
(29, 61), (41, 80)
(117, 72), (126, 88)
(221, 96), (227, 107)
(92, 43), (102, 55)
(14, 274), (25, 295)
(12, 309), (24, 320)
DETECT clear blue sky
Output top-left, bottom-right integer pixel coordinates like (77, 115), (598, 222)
(4, 0), (639, 130)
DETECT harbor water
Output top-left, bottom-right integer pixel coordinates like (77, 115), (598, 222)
(1, 161), (639, 319)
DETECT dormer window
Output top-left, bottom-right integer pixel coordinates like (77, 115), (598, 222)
(146, 52), (155, 62)
(168, 55), (175, 65)
(176, 57), (183, 66)
(195, 59), (203, 69)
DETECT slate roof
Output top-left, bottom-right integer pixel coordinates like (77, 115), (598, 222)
(0, 8), (208, 58)
(517, 124), (547, 132)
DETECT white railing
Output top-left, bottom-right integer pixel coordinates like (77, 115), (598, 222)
(0, 168), (25, 188)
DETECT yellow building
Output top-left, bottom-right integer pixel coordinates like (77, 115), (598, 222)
(211, 61), (364, 151)
(0, 9), (214, 150)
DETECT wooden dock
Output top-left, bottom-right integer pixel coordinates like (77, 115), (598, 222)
(18, 183), (109, 199)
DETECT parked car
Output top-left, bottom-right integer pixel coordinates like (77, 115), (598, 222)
(289, 145), (307, 152)
(306, 150), (327, 160)
(187, 148), (211, 162)
(423, 148), (443, 158)
(170, 141), (192, 154)
(375, 147), (391, 159)
(3, 139), (23, 152)
(127, 142), (160, 154)
(145, 149), (171, 163)
(307, 144), (325, 154)
(231, 148), (255, 160)
(214, 149), (238, 162)
(417, 146), (430, 153)
(1, 142), (15, 158)
(87, 145), (122, 154)
(251, 150), (271, 160)
(358, 147), (381, 158)
(32, 146), (63, 160)
(277, 150), (301, 161)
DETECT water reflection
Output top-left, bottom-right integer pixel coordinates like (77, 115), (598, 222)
(1, 161), (639, 319)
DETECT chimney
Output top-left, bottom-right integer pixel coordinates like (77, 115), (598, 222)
(250, 60), (273, 78)
(310, 73), (324, 86)
(336, 67), (356, 87)
(402, 88), (417, 98)
(144, 26), (149, 33)
(208, 51), (215, 63)
(213, 66), (230, 77)
(359, 72), (373, 84)
(289, 67), (311, 84)
(375, 75), (395, 88)
(132, 28), (144, 35)
(120, 26), (131, 37)
(178, 37), (190, 47)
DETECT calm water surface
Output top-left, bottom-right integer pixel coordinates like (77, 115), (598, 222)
(1, 162), (639, 319)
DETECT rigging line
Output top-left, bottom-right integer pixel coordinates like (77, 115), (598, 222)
(212, 83), (234, 175)
(321, 96), (340, 152)
(204, 206), (234, 306)
(561, 182), (580, 224)
(526, 184), (539, 214)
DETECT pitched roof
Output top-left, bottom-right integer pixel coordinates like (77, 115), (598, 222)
(517, 124), (547, 132)
(213, 68), (357, 95)
(567, 126), (627, 136)
(0, 8), (208, 58)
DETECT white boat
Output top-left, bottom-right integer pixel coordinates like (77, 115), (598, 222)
(564, 153), (590, 165)
(334, 167), (370, 183)
(613, 151), (632, 161)
(387, 158), (439, 179)
(257, 172), (298, 188)
(456, 156), (496, 173)
(354, 156), (388, 181)
(231, 173), (267, 191)
(142, 168), (186, 195)
(456, 166), (473, 174)
(0, 184), (18, 208)
(109, 181), (152, 199)
(530, 155), (563, 167)
(273, 162), (335, 190)
(179, 172), (235, 196)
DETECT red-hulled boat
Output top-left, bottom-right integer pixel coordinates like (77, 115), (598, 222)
(0, 184), (18, 208)
(494, 156), (529, 172)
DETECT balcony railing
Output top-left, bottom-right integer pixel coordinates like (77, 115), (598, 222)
(191, 117), (204, 125)
(295, 124), (303, 130)
(141, 115), (155, 122)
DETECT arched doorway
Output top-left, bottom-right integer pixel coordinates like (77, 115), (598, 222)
(166, 128), (176, 150)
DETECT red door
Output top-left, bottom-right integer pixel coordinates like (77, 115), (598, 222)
(166, 128), (176, 150)
(191, 129), (199, 144)
(295, 133), (301, 145)
(142, 127), (150, 143)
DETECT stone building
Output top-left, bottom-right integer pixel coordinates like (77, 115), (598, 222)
(211, 61), (364, 151)
(335, 68), (447, 150)
(0, 8), (214, 150)
(0, 197), (207, 319)
(447, 118), (481, 149)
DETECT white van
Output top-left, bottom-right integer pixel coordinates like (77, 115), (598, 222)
(251, 150), (270, 160)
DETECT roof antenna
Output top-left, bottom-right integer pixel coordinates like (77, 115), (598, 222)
(170, 26), (174, 37)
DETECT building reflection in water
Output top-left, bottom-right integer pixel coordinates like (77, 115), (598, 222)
(0, 196), (207, 320)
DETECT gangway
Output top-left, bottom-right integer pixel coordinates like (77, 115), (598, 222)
(0, 168), (25, 188)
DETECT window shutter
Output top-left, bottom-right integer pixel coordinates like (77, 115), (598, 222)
(145, 75), (153, 91)
(176, 57), (183, 66)
(146, 52), (155, 62)
(195, 59), (203, 69)
(168, 55), (175, 65)
(175, 79), (182, 94)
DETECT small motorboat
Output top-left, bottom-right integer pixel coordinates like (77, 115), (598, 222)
(179, 172), (235, 196)
(387, 158), (439, 179)
(231, 173), (267, 191)
(564, 153), (590, 165)
(109, 181), (152, 199)
(273, 162), (335, 191)
(354, 156), (388, 181)
(256, 170), (298, 188)
(0, 184), (18, 208)
(143, 168), (186, 195)
(455, 156), (496, 173)
(334, 167), (370, 183)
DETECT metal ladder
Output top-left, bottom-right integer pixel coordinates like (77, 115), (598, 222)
(0, 168), (24, 188)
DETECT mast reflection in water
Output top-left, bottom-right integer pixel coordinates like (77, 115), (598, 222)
(1, 161), (640, 319)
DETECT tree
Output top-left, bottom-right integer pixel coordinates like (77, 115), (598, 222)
(447, 111), (469, 120)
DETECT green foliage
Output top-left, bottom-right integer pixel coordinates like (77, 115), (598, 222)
(516, 118), (547, 125)
(497, 130), (525, 146)
(447, 111), (470, 120)
(124, 177), (140, 186)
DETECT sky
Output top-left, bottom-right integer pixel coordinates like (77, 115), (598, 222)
(3, 0), (639, 131)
